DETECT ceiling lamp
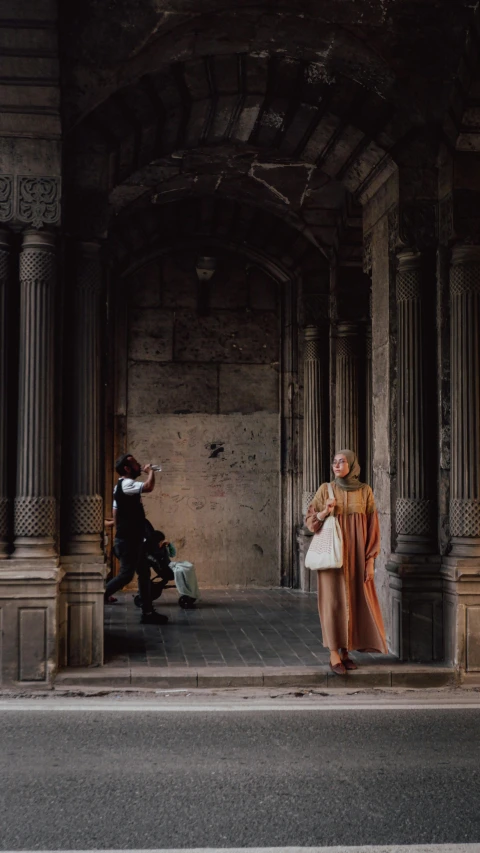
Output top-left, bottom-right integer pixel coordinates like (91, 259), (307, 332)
(195, 256), (216, 282)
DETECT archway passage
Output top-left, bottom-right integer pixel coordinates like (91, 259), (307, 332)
(119, 246), (284, 588)
(107, 195), (331, 590)
(4, 0), (480, 686)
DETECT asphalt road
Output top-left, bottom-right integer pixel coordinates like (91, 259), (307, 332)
(0, 696), (480, 850)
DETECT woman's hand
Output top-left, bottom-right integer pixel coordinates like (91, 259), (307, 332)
(365, 557), (375, 582)
(316, 498), (336, 522)
(325, 497), (336, 515)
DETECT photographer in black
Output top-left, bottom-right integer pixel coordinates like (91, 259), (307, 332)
(104, 453), (168, 625)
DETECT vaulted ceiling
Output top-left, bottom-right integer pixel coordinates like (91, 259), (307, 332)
(63, 1), (478, 262)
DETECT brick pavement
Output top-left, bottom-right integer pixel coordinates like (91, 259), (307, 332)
(104, 587), (397, 669)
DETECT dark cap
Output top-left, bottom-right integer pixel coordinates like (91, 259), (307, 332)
(115, 452), (133, 475)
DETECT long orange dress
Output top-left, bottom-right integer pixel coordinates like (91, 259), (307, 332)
(305, 482), (387, 653)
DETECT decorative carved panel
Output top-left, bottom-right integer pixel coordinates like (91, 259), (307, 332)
(450, 499), (480, 538)
(450, 264), (480, 296)
(17, 177), (61, 229)
(69, 495), (104, 535)
(14, 497), (56, 538)
(336, 334), (359, 359)
(396, 498), (434, 537)
(0, 176), (13, 222)
(396, 267), (422, 302)
(389, 202), (437, 252)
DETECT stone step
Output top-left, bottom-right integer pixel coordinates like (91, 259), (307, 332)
(55, 664), (458, 690)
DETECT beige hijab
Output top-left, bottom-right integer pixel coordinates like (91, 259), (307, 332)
(334, 449), (366, 492)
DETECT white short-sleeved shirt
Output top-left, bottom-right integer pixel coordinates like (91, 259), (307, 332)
(112, 477), (144, 510)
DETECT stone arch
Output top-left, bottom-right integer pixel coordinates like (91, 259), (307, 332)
(66, 45), (407, 217)
(64, 6), (427, 129)
(108, 191), (331, 273)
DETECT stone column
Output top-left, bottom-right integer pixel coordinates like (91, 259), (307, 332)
(442, 244), (480, 670)
(14, 231), (57, 558)
(298, 324), (328, 592)
(302, 326), (325, 515)
(59, 241), (105, 668)
(66, 242), (104, 555)
(388, 248), (442, 663)
(335, 322), (360, 455)
(395, 250), (435, 553)
(448, 245), (480, 555)
(0, 231), (10, 557)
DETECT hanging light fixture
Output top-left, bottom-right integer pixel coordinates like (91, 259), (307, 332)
(195, 256), (217, 282)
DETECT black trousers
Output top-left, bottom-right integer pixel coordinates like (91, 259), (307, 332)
(106, 537), (153, 614)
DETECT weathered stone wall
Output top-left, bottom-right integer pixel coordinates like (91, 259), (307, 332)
(124, 251), (283, 587)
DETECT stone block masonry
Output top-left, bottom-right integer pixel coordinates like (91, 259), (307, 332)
(123, 251), (284, 588)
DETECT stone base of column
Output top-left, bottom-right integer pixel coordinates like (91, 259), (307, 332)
(13, 537), (57, 559)
(297, 528), (316, 593)
(58, 557), (106, 668)
(395, 534), (436, 555)
(387, 555), (443, 662)
(449, 537), (480, 559)
(65, 534), (103, 557)
(0, 561), (60, 686)
(442, 556), (480, 670)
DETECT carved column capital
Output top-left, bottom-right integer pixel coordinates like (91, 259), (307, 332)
(396, 250), (422, 302)
(336, 322), (360, 359)
(304, 325), (321, 360)
(389, 203), (437, 253)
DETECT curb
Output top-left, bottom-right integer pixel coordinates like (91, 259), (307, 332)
(55, 664), (458, 690)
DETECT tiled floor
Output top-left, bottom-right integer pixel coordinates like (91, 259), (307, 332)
(104, 587), (397, 669)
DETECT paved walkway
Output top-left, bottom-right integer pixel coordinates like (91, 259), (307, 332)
(104, 587), (396, 669)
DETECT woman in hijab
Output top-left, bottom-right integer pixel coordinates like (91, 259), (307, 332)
(305, 449), (387, 675)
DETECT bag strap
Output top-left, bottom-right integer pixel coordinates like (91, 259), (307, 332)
(327, 482), (334, 500)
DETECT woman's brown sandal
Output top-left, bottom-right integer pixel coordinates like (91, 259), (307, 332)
(341, 656), (358, 671)
(329, 661), (347, 675)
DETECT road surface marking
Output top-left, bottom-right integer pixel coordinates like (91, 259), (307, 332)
(0, 700), (479, 712)
(4, 845), (480, 853)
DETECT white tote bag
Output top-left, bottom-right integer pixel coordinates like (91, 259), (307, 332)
(305, 483), (343, 570)
(169, 560), (200, 600)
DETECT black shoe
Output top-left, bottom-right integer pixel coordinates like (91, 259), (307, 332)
(133, 594), (142, 608)
(140, 610), (169, 625)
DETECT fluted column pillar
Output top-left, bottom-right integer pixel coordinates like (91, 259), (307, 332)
(449, 244), (480, 557)
(66, 242), (103, 555)
(59, 241), (105, 668)
(442, 242), (480, 669)
(335, 322), (360, 455)
(0, 230), (10, 557)
(302, 326), (325, 515)
(14, 231), (57, 558)
(395, 250), (435, 554)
